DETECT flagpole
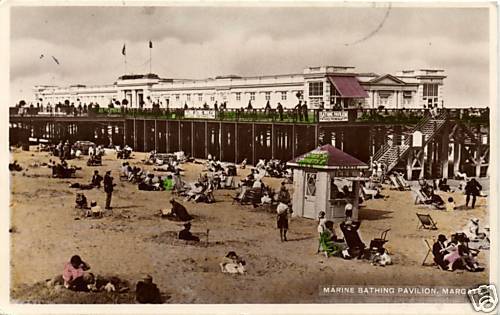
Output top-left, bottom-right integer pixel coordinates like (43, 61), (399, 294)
(149, 41), (152, 74)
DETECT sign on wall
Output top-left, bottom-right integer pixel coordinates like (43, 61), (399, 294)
(184, 110), (216, 120)
(318, 111), (349, 122)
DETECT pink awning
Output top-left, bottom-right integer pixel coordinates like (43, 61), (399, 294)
(328, 76), (369, 98)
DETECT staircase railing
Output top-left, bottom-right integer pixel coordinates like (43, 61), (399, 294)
(372, 110), (448, 172)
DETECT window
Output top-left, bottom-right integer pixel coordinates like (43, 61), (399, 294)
(198, 94), (203, 101)
(423, 84), (438, 98)
(186, 94), (191, 101)
(265, 92), (271, 101)
(309, 82), (323, 96)
(379, 91), (392, 106)
(305, 173), (317, 196)
(403, 91), (412, 105)
(250, 92), (255, 101)
(210, 95), (215, 101)
(236, 92), (241, 101)
(281, 91), (287, 101)
(175, 94), (180, 101)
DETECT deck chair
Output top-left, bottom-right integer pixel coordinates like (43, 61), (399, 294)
(223, 176), (235, 189)
(395, 173), (411, 190)
(388, 174), (404, 191)
(416, 213), (438, 230)
(412, 188), (431, 205)
(361, 185), (378, 200)
(422, 239), (436, 266)
(172, 176), (189, 196)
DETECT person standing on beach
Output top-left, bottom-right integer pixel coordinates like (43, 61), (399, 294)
(104, 170), (115, 210)
(277, 202), (290, 242)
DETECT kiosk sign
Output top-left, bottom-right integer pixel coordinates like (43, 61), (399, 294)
(184, 110), (216, 120)
(319, 111), (348, 122)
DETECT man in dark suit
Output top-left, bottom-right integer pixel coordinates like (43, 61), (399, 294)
(432, 234), (448, 269)
(104, 170), (115, 210)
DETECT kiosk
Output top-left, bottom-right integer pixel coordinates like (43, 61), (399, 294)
(287, 144), (369, 221)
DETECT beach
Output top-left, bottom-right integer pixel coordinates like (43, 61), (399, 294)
(9, 148), (489, 303)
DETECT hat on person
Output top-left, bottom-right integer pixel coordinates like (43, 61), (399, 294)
(318, 211), (326, 219)
(438, 234), (447, 242)
(471, 218), (479, 224)
(90, 200), (97, 207)
(345, 203), (353, 211)
(184, 222), (191, 228)
(70, 255), (83, 266)
(143, 274), (153, 281)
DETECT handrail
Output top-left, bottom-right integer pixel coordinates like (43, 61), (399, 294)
(372, 110), (449, 171)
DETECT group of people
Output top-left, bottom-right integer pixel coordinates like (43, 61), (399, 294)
(254, 158), (291, 179)
(116, 145), (133, 159)
(432, 230), (485, 272)
(60, 255), (162, 303)
(51, 159), (79, 178)
(317, 205), (392, 266)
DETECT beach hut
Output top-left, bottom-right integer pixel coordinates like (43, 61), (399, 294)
(287, 144), (369, 221)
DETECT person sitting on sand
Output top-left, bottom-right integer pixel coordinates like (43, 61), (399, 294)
(162, 175), (174, 191)
(340, 219), (365, 259)
(9, 160), (23, 172)
(463, 218), (487, 241)
(62, 255), (92, 291)
(165, 198), (192, 221)
(178, 222), (200, 242)
(135, 274), (162, 304)
(319, 220), (343, 257)
(371, 248), (392, 267)
(220, 251), (246, 274)
(445, 197), (456, 212)
(90, 201), (103, 218)
(438, 178), (452, 192)
(432, 234), (449, 269)
(443, 233), (483, 272)
(75, 193), (88, 209)
(91, 170), (103, 188)
(240, 158), (247, 169)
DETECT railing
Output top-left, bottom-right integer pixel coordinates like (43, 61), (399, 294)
(372, 110), (449, 171)
(10, 106), (489, 124)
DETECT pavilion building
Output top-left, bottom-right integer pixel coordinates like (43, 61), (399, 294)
(32, 66), (446, 110)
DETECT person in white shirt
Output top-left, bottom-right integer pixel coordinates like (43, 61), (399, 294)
(277, 202), (290, 242)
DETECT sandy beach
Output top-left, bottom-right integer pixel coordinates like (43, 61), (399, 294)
(9, 148), (489, 303)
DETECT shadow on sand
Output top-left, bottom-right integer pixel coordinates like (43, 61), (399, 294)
(358, 208), (393, 221)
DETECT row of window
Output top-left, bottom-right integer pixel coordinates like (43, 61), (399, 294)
(423, 83), (439, 98)
(170, 91), (289, 102)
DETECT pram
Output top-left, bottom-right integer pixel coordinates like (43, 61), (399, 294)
(369, 229), (391, 255)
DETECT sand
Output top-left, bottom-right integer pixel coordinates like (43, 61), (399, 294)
(9, 148), (489, 303)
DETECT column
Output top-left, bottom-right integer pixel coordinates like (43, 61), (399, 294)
(271, 123), (275, 159)
(440, 124), (449, 178)
(406, 146), (413, 181)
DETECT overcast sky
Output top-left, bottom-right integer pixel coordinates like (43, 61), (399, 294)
(10, 5), (490, 107)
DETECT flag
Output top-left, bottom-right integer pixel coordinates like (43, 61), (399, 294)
(149, 40), (153, 49)
(122, 44), (126, 56)
(51, 56), (60, 65)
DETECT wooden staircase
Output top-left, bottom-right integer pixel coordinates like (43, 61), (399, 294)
(372, 110), (448, 174)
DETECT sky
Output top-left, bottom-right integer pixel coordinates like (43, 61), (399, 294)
(9, 5), (491, 107)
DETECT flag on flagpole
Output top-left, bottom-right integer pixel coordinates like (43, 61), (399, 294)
(51, 56), (60, 65)
(149, 40), (153, 49)
(122, 44), (126, 56)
